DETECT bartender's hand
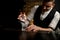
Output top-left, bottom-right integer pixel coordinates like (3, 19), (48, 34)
(26, 24), (53, 32)
(17, 12), (27, 22)
(26, 24), (40, 32)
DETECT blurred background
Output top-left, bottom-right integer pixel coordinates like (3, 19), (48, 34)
(0, 0), (60, 40)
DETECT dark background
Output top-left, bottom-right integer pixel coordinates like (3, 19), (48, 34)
(0, 0), (25, 30)
(55, 0), (60, 12)
(0, 0), (25, 40)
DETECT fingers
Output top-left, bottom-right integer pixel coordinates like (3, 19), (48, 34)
(33, 29), (37, 32)
(25, 25), (34, 32)
(26, 25), (40, 32)
(26, 25), (37, 32)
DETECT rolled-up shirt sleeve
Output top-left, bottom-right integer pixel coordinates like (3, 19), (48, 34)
(27, 5), (39, 21)
(49, 11), (60, 30)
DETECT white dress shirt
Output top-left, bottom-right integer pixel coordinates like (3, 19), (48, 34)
(27, 5), (39, 21)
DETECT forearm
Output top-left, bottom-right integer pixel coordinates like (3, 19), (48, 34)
(38, 27), (53, 32)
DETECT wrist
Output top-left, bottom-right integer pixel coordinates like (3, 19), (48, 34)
(49, 28), (53, 31)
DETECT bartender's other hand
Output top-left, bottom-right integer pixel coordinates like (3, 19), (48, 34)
(17, 12), (27, 22)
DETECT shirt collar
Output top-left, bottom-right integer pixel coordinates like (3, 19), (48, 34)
(44, 7), (53, 14)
